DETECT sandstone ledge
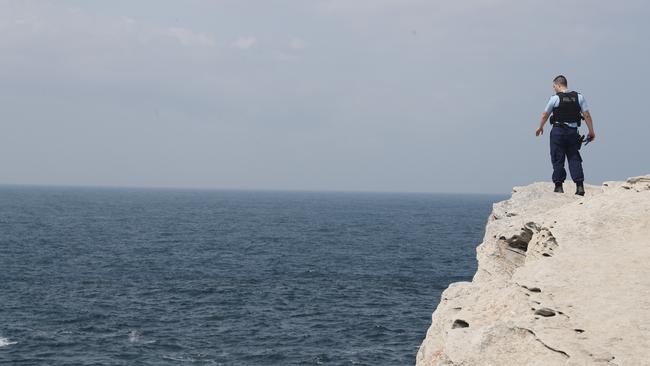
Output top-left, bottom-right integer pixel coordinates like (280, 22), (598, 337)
(417, 175), (650, 366)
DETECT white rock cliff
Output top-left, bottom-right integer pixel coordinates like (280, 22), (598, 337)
(417, 175), (650, 366)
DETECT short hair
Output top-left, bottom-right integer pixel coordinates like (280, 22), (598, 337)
(553, 75), (568, 86)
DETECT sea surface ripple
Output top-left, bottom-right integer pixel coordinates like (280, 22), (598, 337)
(0, 186), (503, 365)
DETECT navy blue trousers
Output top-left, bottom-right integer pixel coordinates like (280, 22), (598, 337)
(550, 126), (584, 183)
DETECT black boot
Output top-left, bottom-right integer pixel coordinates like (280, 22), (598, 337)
(576, 182), (585, 196)
(554, 182), (564, 193)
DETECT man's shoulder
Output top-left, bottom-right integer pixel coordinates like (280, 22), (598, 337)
(562, 90), (585, 100)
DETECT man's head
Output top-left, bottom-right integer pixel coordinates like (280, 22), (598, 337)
(553, 75), (568, 92)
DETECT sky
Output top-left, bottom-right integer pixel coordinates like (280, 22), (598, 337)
(1, 0), (648, 194)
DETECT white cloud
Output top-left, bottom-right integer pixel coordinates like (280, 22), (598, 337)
(166, 27), (215, 47)
(232, 36), (257, 50)
(121, 16), (136, 25)
(317, 0), (508, 15)
(289, 37), (306, 50)
(0, 4), (216, 49)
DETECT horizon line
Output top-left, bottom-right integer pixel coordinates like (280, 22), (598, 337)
(0, 182), (509, 196)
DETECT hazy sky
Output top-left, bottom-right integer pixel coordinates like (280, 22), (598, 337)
(1, 0), (648, 193)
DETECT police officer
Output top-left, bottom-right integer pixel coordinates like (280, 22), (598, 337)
(535, 75), (596, 196)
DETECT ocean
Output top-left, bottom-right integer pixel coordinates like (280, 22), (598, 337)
(0, 186), (504, 365)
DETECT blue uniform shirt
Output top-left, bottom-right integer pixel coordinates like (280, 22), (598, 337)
(545, 92), (589, 128)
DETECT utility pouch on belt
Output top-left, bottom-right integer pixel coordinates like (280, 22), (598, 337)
(577, 134), (585, 150)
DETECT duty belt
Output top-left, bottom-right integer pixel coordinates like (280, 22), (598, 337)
(552, 122), (578, 129)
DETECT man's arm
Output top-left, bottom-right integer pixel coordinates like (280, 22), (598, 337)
(535, 111), (550, 136)
(583, 110), (595, 140)
(536, 96), (556, 136)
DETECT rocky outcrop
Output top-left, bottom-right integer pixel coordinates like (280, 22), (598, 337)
(417, 175), (650, 366)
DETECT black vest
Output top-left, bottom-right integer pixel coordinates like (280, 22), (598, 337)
(550, 91), (582, 126)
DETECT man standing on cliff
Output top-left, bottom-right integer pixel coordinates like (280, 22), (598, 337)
(535, 75), (596, 196)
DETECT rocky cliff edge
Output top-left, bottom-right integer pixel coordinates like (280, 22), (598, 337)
(417, 175), (650, 366)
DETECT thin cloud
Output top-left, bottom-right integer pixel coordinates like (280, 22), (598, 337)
(232, 36), (257, 50)
(289, 37), (307, 50)
(167, 27), (215, 47)
(0, 5), (216, 49)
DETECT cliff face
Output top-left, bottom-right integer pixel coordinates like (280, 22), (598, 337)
(417, 175), (650, 366)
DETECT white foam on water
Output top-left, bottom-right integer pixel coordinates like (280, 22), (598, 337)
(128, 330), (140, 343)
(162, 354), (196, 362)
(128, 330), (156, 345)
(0, 337), (17, 347)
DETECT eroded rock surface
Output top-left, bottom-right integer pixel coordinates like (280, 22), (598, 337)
(417, 176), (650, 366)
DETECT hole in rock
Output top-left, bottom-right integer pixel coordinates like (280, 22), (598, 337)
(451, 319), (469, 329)
(534, 308), (556, 317)
(522, 286), (541, 293)
(506, 227), (533, 251)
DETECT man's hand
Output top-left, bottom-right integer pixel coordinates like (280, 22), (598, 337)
(536, 112), (550, 137)
(583, 111), (595, 141)
(587, 131), (596, 141)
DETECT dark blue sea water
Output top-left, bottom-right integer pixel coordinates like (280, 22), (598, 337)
(0, 186), (504, 365)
